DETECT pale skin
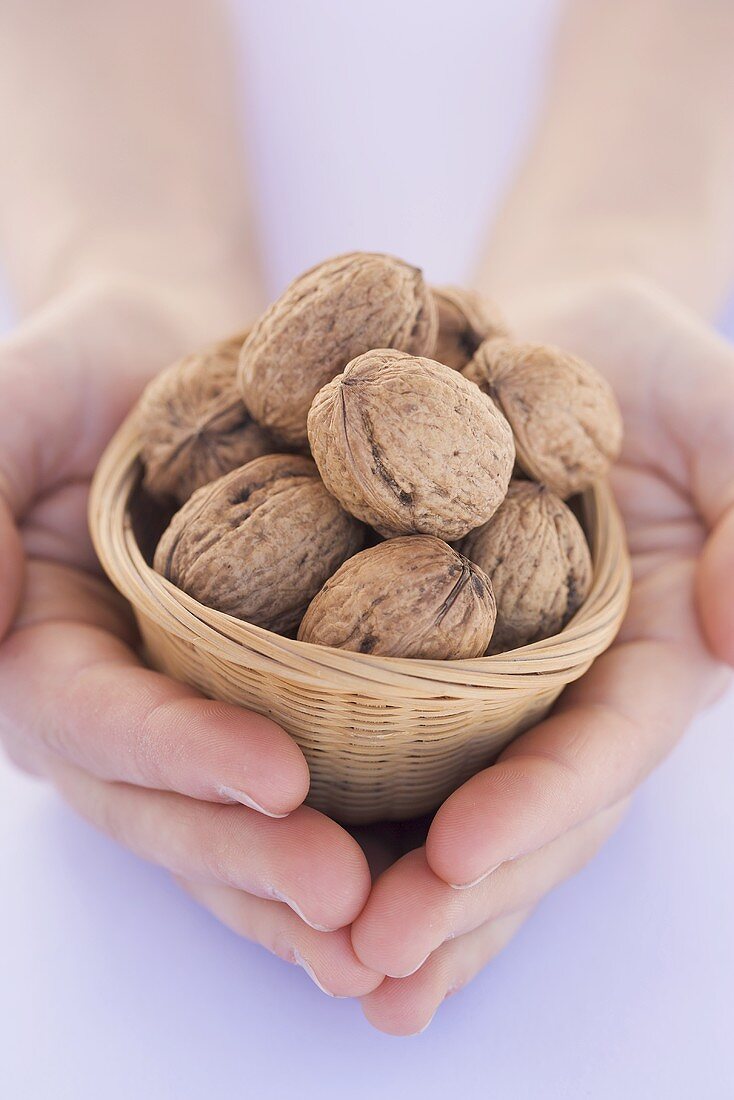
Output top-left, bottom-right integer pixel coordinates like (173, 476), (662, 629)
(1, 0), (733, 1035)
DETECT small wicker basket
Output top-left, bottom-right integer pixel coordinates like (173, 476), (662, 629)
(89, 414), (631, 824)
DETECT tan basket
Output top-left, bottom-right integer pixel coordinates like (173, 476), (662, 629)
(89, 414), (631, 824)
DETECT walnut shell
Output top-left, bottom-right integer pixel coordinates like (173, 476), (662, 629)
(153, 453), (365, 634)
(307, 349), (515, 540)
(459, 480), (592, 653)
(238, 252), (438, 448)
(464, 338), (623, 497)
(138, 332), (274, 504)
(298, 536), (496, 659)
(431, 285), (508, 370)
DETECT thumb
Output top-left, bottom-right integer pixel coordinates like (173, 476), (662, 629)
(498, 276), (734, 669)
(0, 277), (188, 515)
(0, 276), (188, 640)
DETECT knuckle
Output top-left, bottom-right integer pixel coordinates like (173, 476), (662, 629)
(195, 803), (250, 887)
(131, 684), (197, 785)
(134, 696), (182, 782)
(271, 927), (298, 964)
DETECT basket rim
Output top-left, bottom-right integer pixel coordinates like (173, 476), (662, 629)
(89, 415), (632, 701)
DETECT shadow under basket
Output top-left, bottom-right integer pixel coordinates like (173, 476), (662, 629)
(89, 415), (632, 825)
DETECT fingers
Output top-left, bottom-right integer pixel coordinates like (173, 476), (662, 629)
(0, 618), (309, 816)
(0, 560), (310, 815)
(361, 908), (531, 1036)
(11, 559), (137, 640)
(176, 877), (383, 998)
(21, 477), (100, 574)
(698, 503), (734, 668)
(0, 277), (188, 518)
(352, 800), (626, 978)
(51, 761), (372, 932)
(425, 632), (719, 888)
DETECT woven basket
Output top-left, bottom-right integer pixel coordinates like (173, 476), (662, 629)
(89, 414), (631, 824)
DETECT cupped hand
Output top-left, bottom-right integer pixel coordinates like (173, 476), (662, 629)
(0, 277), (379, 999)
(351, 275), (734, 1033)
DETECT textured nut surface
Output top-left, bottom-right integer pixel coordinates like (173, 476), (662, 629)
(298, 536), (496, 659)
(432, 285), (508, 370)
(464, 338), (622, 497)
(308, 349), (515, 540)
(153, 453), (365, 634)
(460, 480), (593, 653)
(238, 252), (438, 447)
(138, 332), (274, 504)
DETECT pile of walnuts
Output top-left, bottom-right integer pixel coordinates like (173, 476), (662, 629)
(138, 252), (622, 661)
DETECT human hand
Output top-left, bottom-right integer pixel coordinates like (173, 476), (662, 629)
(350, 276), (734, 1033)
(0, 276), (379, 999)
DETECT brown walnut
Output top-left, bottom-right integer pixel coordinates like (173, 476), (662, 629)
(138, 331), (274, 504)
(153, 453), (365, 634)
(307, 349), (515, 540)
(431, 285), (508, 370)
(459, 480), (593, 653)
(297, 536), (496, 659)
(238, 252), (438, 448)
(464, 338), (623, 497)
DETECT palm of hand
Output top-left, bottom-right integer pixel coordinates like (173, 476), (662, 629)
(0, 277), (732, 1035)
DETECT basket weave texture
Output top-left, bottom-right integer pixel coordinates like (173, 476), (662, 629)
(89, 415), (631, 824)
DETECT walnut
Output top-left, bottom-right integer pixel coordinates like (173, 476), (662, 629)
(138, 331), (274, 504)
(464, 338), (622, 497)
(298, 536), (496, 659)
(238, 252), (438, 448)
(307, 349), (515, 540)
(431, 285), (508, 370)
(153, 453), (365, 634)
(459, 480), (592, 653)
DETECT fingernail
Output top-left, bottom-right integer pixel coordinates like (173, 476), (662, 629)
(415, 1010), (437, 1035)
(217, 785), (289, 819)
(449, 862), (503, 890)
(393, 952), (431, 979)
(267, 887), (334, 933)
(292, 949), (339, 997)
